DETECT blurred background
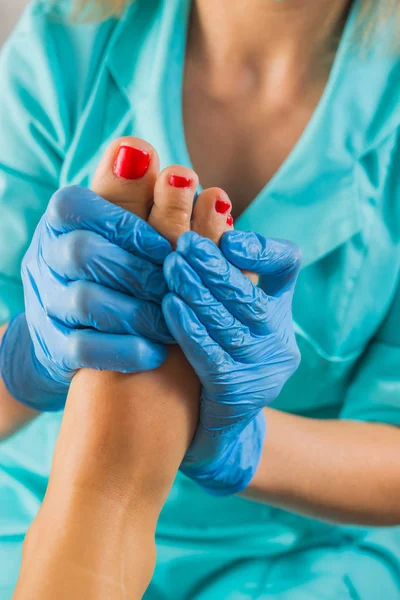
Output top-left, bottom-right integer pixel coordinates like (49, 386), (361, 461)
(0, 0), (27, 46)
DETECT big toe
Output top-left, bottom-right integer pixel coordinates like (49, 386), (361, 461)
(91, 137), (159, 218)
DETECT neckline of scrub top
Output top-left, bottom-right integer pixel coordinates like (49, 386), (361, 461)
(167, 0), (361, 230)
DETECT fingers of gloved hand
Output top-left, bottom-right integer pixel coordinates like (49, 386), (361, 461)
(25, 275), (170, 381)
(28, 305), (167, 381)
(63, 328), (168, 373)
(32, 319), (169, 377)
(43, 279), (173, 344)
(162, 293), (230, 376)
(175, 232), (274, 336)
(41, 229), (168, 303)
(45, 186), (171, 264)
(220, 230), (302, 296)
(163, 252), (254, 354)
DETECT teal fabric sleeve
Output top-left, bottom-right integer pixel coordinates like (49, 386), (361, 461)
(0, 2), (64, 323)
(0, 1), (116, 325)
(341, 274), (400, 425)
(341, 279), (400, 424)
(341, 133), (400, 425)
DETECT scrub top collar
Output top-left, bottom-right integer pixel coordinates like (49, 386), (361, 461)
(105, 0), (400, 268)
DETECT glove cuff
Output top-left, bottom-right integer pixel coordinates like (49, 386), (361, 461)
(0, 314), (67, 411)
(181, 411), (266, 496)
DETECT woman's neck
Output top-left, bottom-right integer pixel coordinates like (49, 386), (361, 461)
(188, 0), (352, 101)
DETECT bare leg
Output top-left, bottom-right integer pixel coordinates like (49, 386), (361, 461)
(14, 138), (233, 599)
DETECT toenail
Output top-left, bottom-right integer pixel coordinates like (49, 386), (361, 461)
(168, 174), (192, 188)
(113, 146), (150, 180)
(215, 198), (231, 214)
(226, 215), (234, 226)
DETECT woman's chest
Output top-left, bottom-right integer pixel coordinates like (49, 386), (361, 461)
(182, 74), (324, 220)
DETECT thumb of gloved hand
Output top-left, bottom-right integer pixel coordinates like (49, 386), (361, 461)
(220, 230), (301, 296)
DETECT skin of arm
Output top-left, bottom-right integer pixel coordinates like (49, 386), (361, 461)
(244, 408), (400, 526)
(0, 324), (39, 439)
(13, 353), (200, 600)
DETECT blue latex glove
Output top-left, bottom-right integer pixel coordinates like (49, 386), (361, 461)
(162, 230), (301, 496)
(0, 186), (173, 411)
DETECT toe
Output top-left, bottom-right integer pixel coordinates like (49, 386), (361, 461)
(192, 187), (258, 285)
(191, 187), (233, 246)
(91, 137), (159, 219)
(148, 165), (198, 247)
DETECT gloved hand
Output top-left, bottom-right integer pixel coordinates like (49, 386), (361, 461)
(0, 186), (173, 411)
(162, 230), (301, 495)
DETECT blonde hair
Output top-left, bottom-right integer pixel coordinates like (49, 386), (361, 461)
(71, 1), (399, 50)
(70, 0), (127, 20)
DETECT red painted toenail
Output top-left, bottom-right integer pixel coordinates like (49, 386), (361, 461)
(168, 174), (192, 188)
(215, 198), (231, 214)
(226, 215), (234, 226)
(114, 146), (150, 179)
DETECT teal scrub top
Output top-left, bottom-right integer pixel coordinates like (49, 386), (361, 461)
(1, 1), (400, 598)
